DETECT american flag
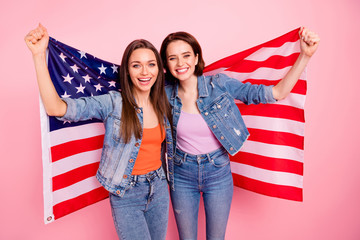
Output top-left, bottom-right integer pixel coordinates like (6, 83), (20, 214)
(42, 37), (119, 223)
(41, 28), (305, 223)
(203, 28), (305, 202)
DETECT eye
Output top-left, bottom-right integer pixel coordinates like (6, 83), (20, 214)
(168, 57), (176, 61)
(131, 64), (141, 68)
(149, 63), (156, 67)
(184, 54), (191, 58)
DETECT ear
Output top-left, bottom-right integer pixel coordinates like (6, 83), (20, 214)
(195, 53), (199, 65)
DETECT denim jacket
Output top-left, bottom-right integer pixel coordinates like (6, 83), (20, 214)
(59, 91), (174, 196)
(165, 73), (276, 156)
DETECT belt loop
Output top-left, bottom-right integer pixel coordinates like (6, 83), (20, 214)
(206, 153), (211, 162)
(133, 175), (138, 183)
(183, 153), (187, 163)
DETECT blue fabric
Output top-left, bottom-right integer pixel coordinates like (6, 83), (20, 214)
(110, 167), (169, 240)
(58, 91), (174, 196)
(165, 73), (276, 156)
(170, 147), (233, 240)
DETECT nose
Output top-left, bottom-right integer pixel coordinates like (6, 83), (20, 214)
(177, 58), (184, 67)
(141, 66), (148, 75)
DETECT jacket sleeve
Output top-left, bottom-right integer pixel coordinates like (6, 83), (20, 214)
(212, 73), (277, 105)
(57, 91), (117, 122)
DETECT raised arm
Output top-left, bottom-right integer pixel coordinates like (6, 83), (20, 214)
(272, 27), (320, 100)
(25, 24), (67, 117)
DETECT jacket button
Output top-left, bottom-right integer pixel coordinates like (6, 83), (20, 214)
(123, 175), (128, 179)
(135, 143), (139, 147)
(129, 159), (134, 163)
(136, 109), (141, 113)
(212, 125), (217, 129)
(199, 99), (203, 103)
(204, 112), (208, 116)
(220, 136), (224, 140)
(230, 147), (234, 151)
(217, 105), (221, 109)
(116, 190), (121, 195)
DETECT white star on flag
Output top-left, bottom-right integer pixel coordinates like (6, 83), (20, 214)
(59, 52), (67, 62)
(70, 64), (80, 73)
(75, 83), (86, 94)
(98, 64), (107, 75)
(82, 74), (92, 83)
(94, 83), (104, 92)
(108, 81), (116, 87)
(62, 74), (73, 84)
(78, 50), (87, 59)
(111, 64), (118, 73)
(61, 91), (71, 98)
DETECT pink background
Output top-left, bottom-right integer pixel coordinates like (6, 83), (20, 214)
(1, 0), (359, 239)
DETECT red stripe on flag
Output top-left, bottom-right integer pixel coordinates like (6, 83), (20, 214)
(231, 151), (303, 175)
(53, 187), (108, 220)
(52, 162), (100, 191)
(237, 104), (305, 122)
(232, 174), (303, 201)
(51, 135), (104, 162)
(204, 28), (300, 72)
(227, 53), (299, 73)
(243, 79), (306, 95)
(247, 128), (304, 149)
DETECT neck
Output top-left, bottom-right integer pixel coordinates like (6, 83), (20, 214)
(133, 90), (151, 108)
(178, 74), (198, 94)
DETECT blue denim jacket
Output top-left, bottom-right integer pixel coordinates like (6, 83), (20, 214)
(59, 91), (174, 196)
(165, 73), (276, 156)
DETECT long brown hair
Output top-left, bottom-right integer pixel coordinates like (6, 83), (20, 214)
(160, 31), (205, 83)
(119, 39), (171, 143)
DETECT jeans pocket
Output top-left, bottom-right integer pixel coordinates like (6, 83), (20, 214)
(209, 154), (230, 168)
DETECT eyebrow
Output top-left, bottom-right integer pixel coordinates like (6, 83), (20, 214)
(129, 59), (157, 64)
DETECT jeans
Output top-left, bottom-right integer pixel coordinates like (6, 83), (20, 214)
(110, 167), (169, 240)
(171, 147), (234, 240)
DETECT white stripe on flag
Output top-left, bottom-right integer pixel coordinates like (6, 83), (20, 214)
(235, 92), (306, 109)
(52, 149), (102, 177)
(50, 123), (105, 146)
(223, 66), (306, 81)
(244, 41), (300, 61)
(241, 140), (304, 162)
(242, 116), (305, 136)
(52, 176), (102, 206)
(230, 161), (303, 188)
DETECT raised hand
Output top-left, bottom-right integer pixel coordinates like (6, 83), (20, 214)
(299, 27), (320, 57)
(24, 23), (49, 56)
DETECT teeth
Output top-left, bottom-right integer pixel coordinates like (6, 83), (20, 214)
(177, 68), (187, 73)
(138, 78), (151, 81)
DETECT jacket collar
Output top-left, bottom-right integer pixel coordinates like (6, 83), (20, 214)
(170, 75), (209, 100)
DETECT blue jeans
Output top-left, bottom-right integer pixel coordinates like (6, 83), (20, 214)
(110, 167), (169, 240)
(171, 147), (234, 240)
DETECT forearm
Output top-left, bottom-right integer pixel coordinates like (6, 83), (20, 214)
(33, 52), (67, 116)
(272, 52), (310, 100)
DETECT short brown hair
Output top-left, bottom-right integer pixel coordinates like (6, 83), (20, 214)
(160, 32), (205, 83)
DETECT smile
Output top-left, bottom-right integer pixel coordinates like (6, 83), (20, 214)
(176, 68), (188, 74)
(138, 77), (151, 82)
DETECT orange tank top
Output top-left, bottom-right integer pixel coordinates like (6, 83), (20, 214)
(131, 124), (165, 175)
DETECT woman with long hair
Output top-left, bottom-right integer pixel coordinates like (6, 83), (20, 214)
(25, 24), (173, 240)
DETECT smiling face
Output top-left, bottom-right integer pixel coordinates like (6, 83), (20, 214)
(128, 48), (159, 96)
(165, 40), (198, 82)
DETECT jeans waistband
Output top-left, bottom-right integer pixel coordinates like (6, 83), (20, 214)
(130, 167), (164, 183)
(175, 147), (227, 163)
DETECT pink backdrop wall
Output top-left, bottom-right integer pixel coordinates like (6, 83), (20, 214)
(1, 0), (359, 239)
